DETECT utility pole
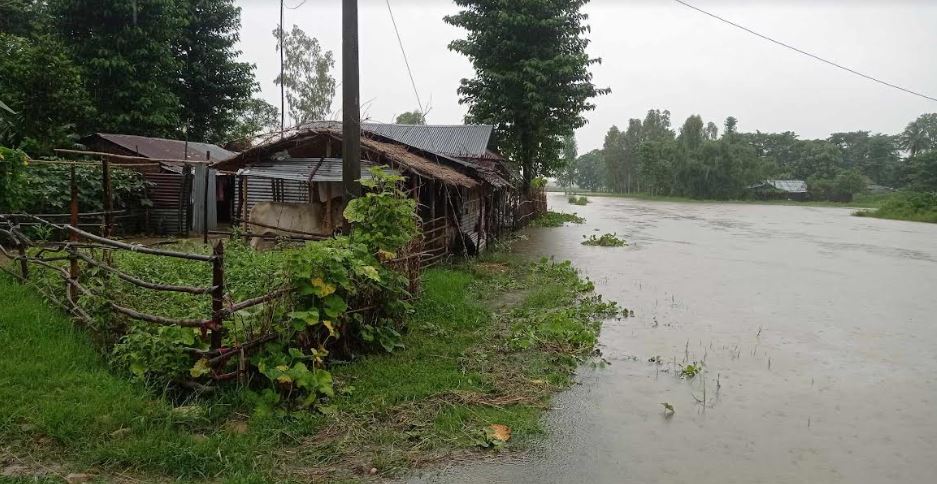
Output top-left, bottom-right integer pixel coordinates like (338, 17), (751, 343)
(342, 0), (362, 200)
(279, 0), (286, 138)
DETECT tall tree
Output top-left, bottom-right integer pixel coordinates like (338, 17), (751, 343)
(899, 113), (937, 157)
(395, 111), (426, 125)
(445, 0), (608, 190)
(227, 98), (280, 148)
(558, 133), (578, 189)
(602, 126), (625, 192)
(704, 121), (719, 141)
(273, 24), (336, 126)
(52, 0), (185, 137)
(575, 149), (606, 191)
(176, 0), (257, 144)
(678, 114), (705, 151)
(641, 109), (674, 142)
(0, 33), (93, 154)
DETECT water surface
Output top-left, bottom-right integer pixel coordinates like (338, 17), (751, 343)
(413, 194), (937, 484)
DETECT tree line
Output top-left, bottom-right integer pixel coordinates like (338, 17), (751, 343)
(563, 112), (937, 201)
(0, 0), (337, 154)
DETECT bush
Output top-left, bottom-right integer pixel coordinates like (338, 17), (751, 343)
(568, 195), (589, 205)
(855, 191), (937, 223)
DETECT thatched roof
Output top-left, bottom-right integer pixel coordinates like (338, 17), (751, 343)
(214, 127), (478, 189)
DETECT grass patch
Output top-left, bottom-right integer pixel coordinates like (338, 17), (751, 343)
(567, 195), (589, 206)
(0, 248), (621, 481)
(581, 233), (627, 247)
(854, 191), (937, 223)
(529, 210), (585, 227)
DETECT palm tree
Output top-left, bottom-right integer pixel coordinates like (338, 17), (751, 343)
(899, 119), (928, 158)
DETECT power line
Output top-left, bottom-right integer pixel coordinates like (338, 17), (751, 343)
(385, 0), (425, 115)
(672, 0), (937, 103)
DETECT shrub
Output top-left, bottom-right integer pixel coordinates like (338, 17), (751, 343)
(855, 191), (937, 223)
(530, 211), (585, 227)
(568, 195), (588, 205)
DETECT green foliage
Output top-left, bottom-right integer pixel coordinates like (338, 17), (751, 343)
(907, 151), (937, 192)
(0, 32), (93, 154)
(13, 163), (150, 214)
(898, 113), (937, 158)
(573, 149), (606, 191)
(530, 211), (585, 227)
(581, 233), (627, 247)
(395, 111), (426, 125)
(176, 0), (258, 144)
(229, 98), (280, 145)
(568, 195), (589, 205)
(344, 167), (419, 256)
(680, 362), (701, 379)
(445, 0), (609, 188)
(856, 191), (937, 224)
(0, 146), (29, 211)
(52, 0), (186, 137)
(273, 24), (336, 126)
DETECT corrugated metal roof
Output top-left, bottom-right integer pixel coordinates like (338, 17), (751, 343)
(236, 158), (385, 183)
(768, 180), (807, 193)
(749, 179), (807, 193)
(93, 133), (237, 161)
(361, 123), (494, 158)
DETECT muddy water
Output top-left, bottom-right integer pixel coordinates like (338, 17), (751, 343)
(413, 193), (937, 484)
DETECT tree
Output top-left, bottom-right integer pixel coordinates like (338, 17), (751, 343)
(274, 24), (336, 126)
(227, 98), (280, 148)
(445, 0), (609, 190)
(176, 0), (257, 144)
(0, 0), (49, 37)
(898, 113), (937, 157)
(602, 126), (625, 192)
(907, 151), (937, 192)
(557, 133), (578, 189)
(0, 33), (93, 154)
(395, 111), (426, 125)
(678, 114), (705, 151)
(575, 149), (606, 191)
(641, 109), (674, 142)
(704, 121), (719, 141)
(52, 0), (186, 137)
(723, 116), (738, 139)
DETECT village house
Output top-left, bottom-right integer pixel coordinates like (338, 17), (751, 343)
(211, 122), (529, 258)
(747, 179), (808, 201)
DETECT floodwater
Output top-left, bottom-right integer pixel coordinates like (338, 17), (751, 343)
(412, 193), (937, 484)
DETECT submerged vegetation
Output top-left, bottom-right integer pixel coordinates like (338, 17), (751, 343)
(581, 233), (627, 247)
(568, 195), (589, 205)
(530, 210), (585, 227)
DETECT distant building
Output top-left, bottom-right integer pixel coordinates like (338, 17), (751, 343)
(747, 180), (808, 201)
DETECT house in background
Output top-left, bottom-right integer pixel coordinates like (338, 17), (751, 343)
(212, 122), (531, 258)
(80, 133), (236, 162)
(79, 133), (237, 235)
(747, 179), (808, 201)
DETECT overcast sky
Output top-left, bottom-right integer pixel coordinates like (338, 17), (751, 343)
(236, 0), (937, 152)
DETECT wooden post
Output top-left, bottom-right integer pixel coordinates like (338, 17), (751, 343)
(203, 153), (211, 244)
(102, 155), (113, 237)
(16, 244), (28, 280)
(210, 240), (225, 350)
(68, 165), (79, 304)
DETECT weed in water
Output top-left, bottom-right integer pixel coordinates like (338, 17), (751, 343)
(581, 233), (627, 247)
(568, 195), (589, 206)
(530, 211), (586, 227)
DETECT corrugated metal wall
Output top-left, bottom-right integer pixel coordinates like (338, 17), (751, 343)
(144, 172), (187, 235)
(235, 176), (310, 219)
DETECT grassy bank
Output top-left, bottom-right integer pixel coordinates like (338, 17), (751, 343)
(0, 248), (619, 481)
(548, 188), (892, 209)
(855, 191), (937, 224)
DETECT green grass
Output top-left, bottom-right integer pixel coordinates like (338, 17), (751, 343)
(0, 249), (618, 481)
(854, 191), (937, 223)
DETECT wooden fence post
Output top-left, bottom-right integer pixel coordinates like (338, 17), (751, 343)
(16, 243), (28, 280)
(102, 155), (113, 237)
(68, 165), (79, 304)
(210, 240), (225, 350)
